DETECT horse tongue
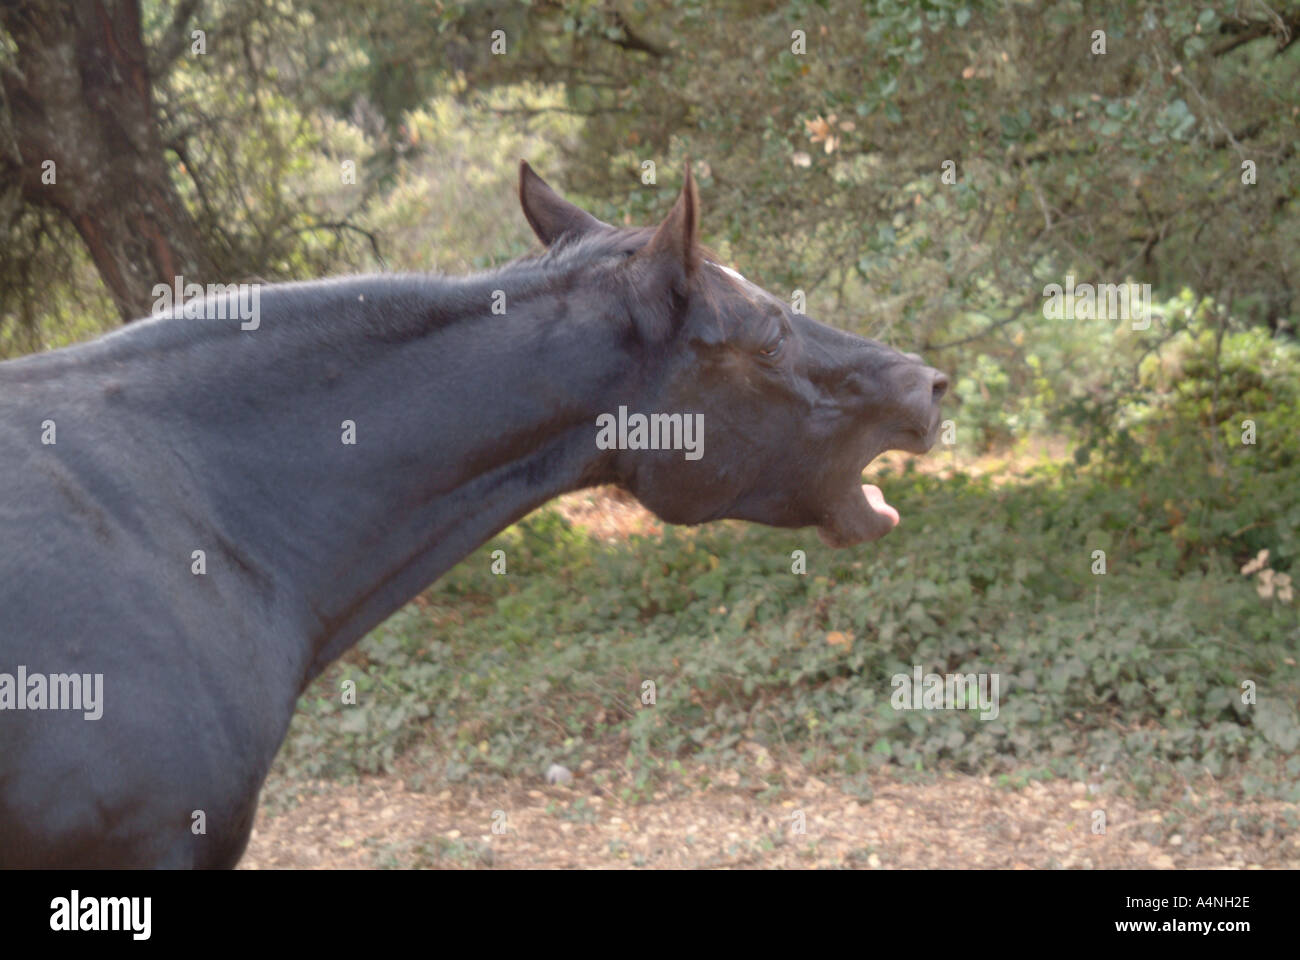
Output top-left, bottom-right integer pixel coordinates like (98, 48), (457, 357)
(862, 484), (899, 527)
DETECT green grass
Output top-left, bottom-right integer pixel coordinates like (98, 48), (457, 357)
(274, 457), (1300, 804)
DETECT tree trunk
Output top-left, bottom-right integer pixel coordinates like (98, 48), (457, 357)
(1, 0), (212, 322)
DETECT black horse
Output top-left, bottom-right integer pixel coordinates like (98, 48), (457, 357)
(0, 163), (947, 867)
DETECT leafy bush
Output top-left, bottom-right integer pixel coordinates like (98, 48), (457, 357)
(278, 453), (1300, 802)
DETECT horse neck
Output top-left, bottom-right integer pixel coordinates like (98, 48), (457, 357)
(114, 271), (630, 679)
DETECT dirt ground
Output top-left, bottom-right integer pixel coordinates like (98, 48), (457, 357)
(244, 479), (1297, 870)
(242, 763), (1299, 869)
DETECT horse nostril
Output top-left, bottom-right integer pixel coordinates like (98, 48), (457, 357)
(932, 372), (949, 401)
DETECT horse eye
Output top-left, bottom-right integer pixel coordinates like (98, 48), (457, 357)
(758, 336), (785, 358)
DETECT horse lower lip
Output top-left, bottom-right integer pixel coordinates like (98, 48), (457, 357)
(862, 483), (899, 526)
(816, 482), (899, 547)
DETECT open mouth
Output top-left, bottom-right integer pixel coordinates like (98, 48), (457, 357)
(814, 424), (935, 548)
(813, 371), (945, 547)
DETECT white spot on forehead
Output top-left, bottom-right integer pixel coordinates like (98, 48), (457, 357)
(708, 261), (748, 284)
(706, 260), (783, 306)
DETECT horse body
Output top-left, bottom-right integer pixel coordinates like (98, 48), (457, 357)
(0, 165), (946, 866)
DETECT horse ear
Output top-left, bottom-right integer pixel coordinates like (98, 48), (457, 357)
(638, 164), (701, 286)
(518, 160), (610, 246)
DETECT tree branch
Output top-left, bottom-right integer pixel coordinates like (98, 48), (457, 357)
(1211, 11), (1300, 57)
(149, 0), (203, 77)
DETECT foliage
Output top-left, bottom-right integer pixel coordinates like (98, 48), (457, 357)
(279, 449), (1300, 803)
(6, 1), (1299, 356)
(1, 0), (1296, 805)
